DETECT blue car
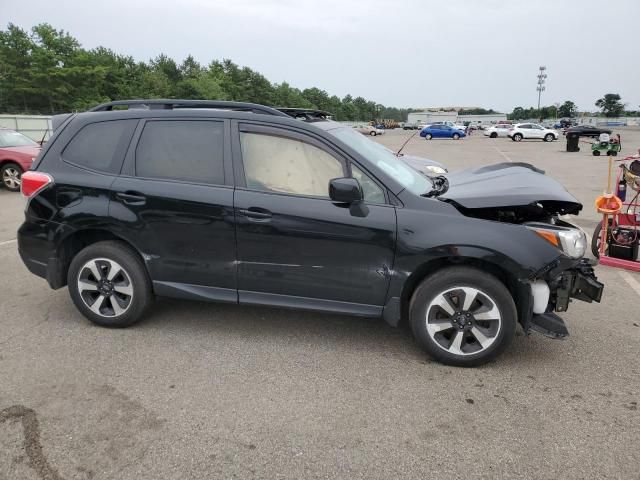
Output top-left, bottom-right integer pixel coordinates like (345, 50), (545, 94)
(420, 124), (466, 140)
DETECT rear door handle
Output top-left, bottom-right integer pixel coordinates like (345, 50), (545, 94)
(238, 207), (272, 220)
(116, 191), (146, 205)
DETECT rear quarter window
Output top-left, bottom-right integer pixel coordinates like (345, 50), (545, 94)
(62, 119), (137, 173)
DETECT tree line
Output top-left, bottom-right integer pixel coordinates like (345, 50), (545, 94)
(0, 23), (416, 121)
(508, 95), (637, 121)
(2, 24), (635, 122)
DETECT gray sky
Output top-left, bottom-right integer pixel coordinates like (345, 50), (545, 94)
(3, 0), (639, 112)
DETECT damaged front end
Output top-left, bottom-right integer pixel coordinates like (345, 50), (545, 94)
(521, 258), (604, 338)
(439, 162), (604, 338)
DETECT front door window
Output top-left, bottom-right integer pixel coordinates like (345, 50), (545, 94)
(240, 132), (344, 198)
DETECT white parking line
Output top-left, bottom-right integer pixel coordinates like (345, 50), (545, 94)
(0, 239), (16, 246)
(618, 270), (640, 297)
(492, 146), (512, 162)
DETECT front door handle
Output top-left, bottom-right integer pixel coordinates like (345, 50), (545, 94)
(238, 207), (272, 220)
(116, 191), (146, 205)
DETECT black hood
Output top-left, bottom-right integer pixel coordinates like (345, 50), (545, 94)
(439, 163), (582, 215)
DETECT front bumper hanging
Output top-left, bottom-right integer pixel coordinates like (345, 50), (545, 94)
(551, 259), (604, 313)
(526, 259), (604, 339)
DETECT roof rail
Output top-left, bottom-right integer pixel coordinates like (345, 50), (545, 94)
(88, 99), (290, 117)
(276, 108), (332, 121)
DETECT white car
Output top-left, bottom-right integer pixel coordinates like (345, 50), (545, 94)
(484, 124), (513, 138)
(508, 123), (559, 142)
(355, 125), (384, 136)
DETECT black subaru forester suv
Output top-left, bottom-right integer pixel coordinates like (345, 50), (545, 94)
(18, 100), (603, 366)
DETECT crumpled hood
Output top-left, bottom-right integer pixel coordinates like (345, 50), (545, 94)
(439, 163), (582, 214)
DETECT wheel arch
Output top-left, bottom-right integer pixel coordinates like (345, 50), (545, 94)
(0, 158), (24, 169)
(397, 255), (528, 329)
(52, 228), (149, 288)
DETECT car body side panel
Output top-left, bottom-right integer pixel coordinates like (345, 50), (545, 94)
(386, 194), (564, 301)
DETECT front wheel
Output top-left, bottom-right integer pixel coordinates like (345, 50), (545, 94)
(512, 133), (523, 142)
(425, 133), (433, 140)
(370, 131), (376, 136)
(410, 267), (517, 367)
(1, 162), (23, 192)
(544, 133), (554, 142)
(593, 150), (601, 156)
(452, 133), (460, 140)
(68, 241), (152, 327)
(489, 132), (497, 138)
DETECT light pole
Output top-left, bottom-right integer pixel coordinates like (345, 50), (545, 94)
(536, 66), (547, 110)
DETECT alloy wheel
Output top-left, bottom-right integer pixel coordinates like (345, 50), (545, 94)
(77, 258), (134, 317)
(2, 167), (21, 190)
(425, 286), (502, 356)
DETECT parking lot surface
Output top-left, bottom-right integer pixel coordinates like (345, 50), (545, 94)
(1, 129), (639, 479)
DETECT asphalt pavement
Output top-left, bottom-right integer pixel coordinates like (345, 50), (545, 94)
(1, 128), (639, 479)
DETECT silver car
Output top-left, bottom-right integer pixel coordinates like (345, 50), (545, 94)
(355, 125), (385, 136)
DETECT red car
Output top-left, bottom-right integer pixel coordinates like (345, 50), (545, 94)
(0, 128), (41, 191)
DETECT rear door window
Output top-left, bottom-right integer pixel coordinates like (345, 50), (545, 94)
(135, 120), (224, 184)
(63, 119), (137, 173)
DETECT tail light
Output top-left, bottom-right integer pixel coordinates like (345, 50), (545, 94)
(21, 171), (53, 198)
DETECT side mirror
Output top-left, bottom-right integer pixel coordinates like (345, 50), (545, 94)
(329, 177), (363, 203)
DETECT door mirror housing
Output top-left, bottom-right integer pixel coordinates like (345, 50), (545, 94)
(329, 177), (363, 203)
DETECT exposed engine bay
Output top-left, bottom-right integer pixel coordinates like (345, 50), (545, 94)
(438, 162), (583, 224)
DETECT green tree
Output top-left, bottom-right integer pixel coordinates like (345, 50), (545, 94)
(0, 24), (35, 112)
(557, 101), (577, 118)
(595, 93), (624, 117)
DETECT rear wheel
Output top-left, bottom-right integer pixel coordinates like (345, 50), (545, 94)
(489, 132), (497, 138)
(68, 241), (152, 327)
(370, 131), (376, 136)
(512, 133), (523, 142)
(544, 133), (554, 142)
(452, 133), (460, 140)
(425, 133), (433, 140)
(593, 150), (601, 156)
(410, 267), (517, 367)
(1, 162), (23, 192)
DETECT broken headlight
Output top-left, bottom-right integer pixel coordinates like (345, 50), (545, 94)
(527, 224), (587, 259)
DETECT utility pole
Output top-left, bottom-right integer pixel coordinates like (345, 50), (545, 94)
(536, 66), (547, 110)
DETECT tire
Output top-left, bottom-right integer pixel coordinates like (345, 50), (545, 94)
(593, 150), (600, 156)
(609, 151), (617, 157)
(489, 132), (497, 138)
(544, 133), (554, 142)
(409, 266), (517, 367)
(452, 133), (460, 140)
(512, 133), (523, 142)
(370, 131), (376, 136)
(67, 240), (152, 327)
(425, 133), (433, 140)
(1, 162), (23, 192)
(591, 220), (611, 258)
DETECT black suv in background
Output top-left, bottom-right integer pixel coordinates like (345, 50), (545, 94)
(18, 100), (603, 366)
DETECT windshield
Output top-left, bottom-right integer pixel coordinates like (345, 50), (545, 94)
(328, 127), (434, 195)
(0, 130), (38, 148)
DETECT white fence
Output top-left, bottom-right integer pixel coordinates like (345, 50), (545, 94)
(0, 114), (53, 141)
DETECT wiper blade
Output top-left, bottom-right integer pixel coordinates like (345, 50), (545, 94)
(421, 175), (449, 197)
